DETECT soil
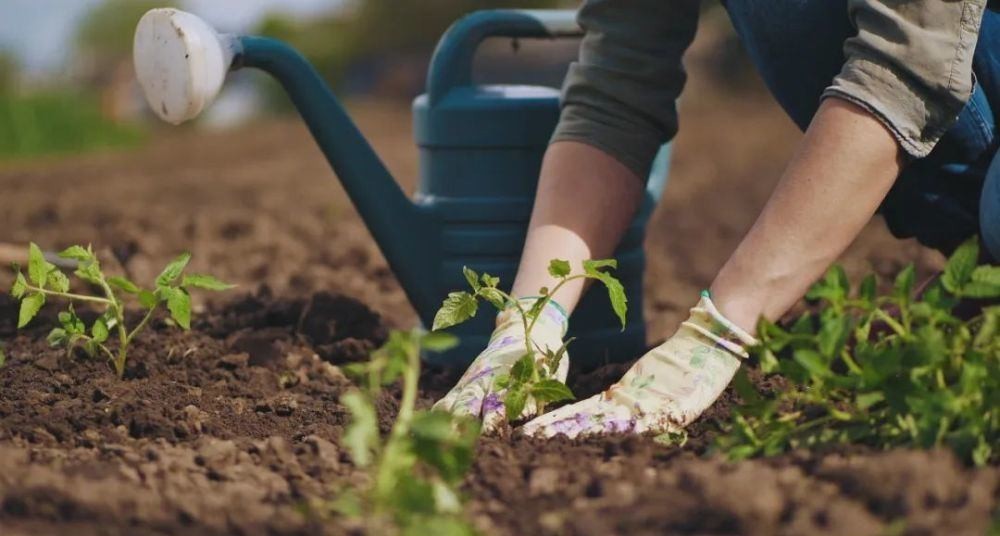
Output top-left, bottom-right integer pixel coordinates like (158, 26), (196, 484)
(1, 32), (996, 535)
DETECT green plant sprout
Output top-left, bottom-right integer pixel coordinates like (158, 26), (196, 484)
(336, 329), (479, 535)
(10, 243), (232, 378)
(432, 259), (627, 421)
(717, 237), (999, 466)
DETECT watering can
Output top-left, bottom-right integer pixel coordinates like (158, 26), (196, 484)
(132, 8), (670, 368)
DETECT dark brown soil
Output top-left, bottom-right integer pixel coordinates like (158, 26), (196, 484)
(1, 27), (997, 534)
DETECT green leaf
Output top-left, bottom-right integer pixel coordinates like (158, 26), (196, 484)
(858, 274), (877, 306)
(58, 245), (92, 261)
(432, 291), (478, 331)
(181, 274), (234, 292)
(956, 266), (1000, 298)
(510, 353), (534, 384)
(504, 387), (528, 421)
(91, 318), (109, 343)
(0, 345), (5, 368)
(411, 411), (480, 483)
(47, 268), (70, 293)
(11, 272), (27, 299)
(341, 390), (377, 467)
(47, 327), (68, 347)
(156, 252), (192, 287)
(421, 331), (458, 352)
(27, 243), (47, 287)
(582, 259), (627, 329)
(806, 265), (849, 304)
(893, 264), (916, 303)
(138, 290), (158, 309)
(792, 349), (829, 379)
(478, 287), (507, 309)
(942, 238), (979, 292)
(74, 261), (103, 285)
(548, 259), (571, 278)
(493, 373), (511, 390)
(530, 379), (574, 403)
(107, 276), (140, 294)
(480, 273), (499, 288)
(165, 288), (192, 329)
(462, 266), (480, 292)
(18, 293), (44, 328)
(731, 368), (761, 403)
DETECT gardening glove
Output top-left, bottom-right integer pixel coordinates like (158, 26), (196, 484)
(522, 291), (757, 439)
(432, 297), (569, 432)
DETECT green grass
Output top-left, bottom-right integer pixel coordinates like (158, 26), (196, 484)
(0, 90), (144, 159)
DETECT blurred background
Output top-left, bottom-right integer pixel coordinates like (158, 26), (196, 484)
(0, 1), (934, 336)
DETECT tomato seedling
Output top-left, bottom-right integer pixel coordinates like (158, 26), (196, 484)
(432, 259), (627, 421)
(718, 237), (999, 465)
(10, 243), (232, 378)
(335, 329), (479, 534)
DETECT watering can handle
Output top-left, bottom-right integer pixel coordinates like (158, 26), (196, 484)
(427, 9), (582, 103)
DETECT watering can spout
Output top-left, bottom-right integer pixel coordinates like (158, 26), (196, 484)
(133, 8), (440, 318)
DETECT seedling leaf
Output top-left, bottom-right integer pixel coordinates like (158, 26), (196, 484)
(504, 387), (528, 421)
(107, 276), (140, 294)
(0, 345), (5, 368)
(462, 266), (480, 292)
(18, 293), (44, 328)
(48, 269), (70, 293)
(421, 331), (459, 352)
(432, 291), (478, 331)
(27, 243), (46, 287)
(510, 354), (534, 383)
(181, 274), (235, 291)
(942, 238), (979, 292)
(165, 288), (192, 330)
(530, 379), (574, 403)
(58, 245), (91, 261)
(138, 290), (158, 309)
(548, 259), (571, 278)
(156, 252), (191, 287)
(91, 318), (109, 343)
(341, 390), (377, 467)
(11, 272), (27, 299)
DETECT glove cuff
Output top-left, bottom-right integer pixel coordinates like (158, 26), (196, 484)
(682, 291), (758, 358)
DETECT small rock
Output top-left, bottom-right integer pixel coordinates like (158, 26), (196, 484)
(34, 354), (61, 372)
(529, 467), (561, 496)
(274, 396), (298, 416)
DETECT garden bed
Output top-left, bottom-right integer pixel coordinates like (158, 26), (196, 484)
(0, 100), (996, 535)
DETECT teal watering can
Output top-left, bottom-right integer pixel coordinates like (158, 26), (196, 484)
(133, 8), (670, 368)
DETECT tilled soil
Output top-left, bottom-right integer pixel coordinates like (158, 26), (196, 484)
(0, 42), (996, 534)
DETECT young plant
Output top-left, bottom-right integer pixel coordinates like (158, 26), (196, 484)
(10, 243), (232, 378)
(717, 237), (999, 465)
(431, 259), (627, 420)
(335, 329), (479, 535)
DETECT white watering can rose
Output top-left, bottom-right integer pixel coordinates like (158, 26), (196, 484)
(133, 9), (237, 125)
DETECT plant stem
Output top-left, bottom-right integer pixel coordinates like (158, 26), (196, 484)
(375, 335), (420, 498)
(126, 306), (157, 344)
(23, 284), (113, 305)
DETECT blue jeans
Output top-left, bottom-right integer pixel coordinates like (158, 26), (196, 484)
(724, 1), (1000, 260)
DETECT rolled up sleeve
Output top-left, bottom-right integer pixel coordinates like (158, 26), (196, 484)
(824, 0), (988, 158)
(551, 0), (700, 180)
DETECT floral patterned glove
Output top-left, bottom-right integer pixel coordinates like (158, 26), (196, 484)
(521, 291), (757, 439)
(431, 298), (569, 432)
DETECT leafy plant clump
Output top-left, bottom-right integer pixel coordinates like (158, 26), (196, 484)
(432, 259), (627, 420)
(335, 329), (479, 534)
(718, 237), (999, 465)
(10, 243), (232, 378)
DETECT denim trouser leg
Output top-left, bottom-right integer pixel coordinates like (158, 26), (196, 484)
(724, 1), (1000, 259)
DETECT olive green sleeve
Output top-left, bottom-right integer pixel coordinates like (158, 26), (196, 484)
(550, 0), (700, 180)
(823, 0), (988, 158)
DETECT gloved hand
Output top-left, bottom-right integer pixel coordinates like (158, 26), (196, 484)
(522, 291), (756, 439)
(431, 297), (569, 432)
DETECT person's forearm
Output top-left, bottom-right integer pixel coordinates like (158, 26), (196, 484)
(710, 98), (904, 332)
(512, 141), (644, 312)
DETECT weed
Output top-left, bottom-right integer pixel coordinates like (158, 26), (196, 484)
(335, 329), (479, 534)
(717, 238), (999, 465)
(432, 259), (626, 421)
(10, 243), (232, 378)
